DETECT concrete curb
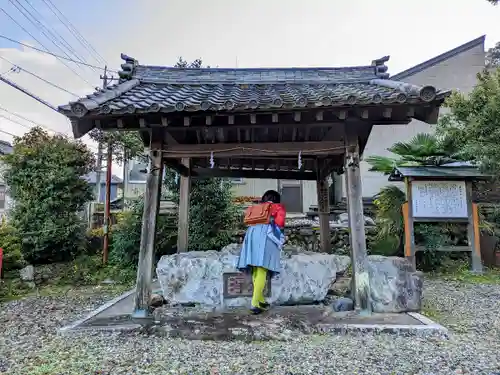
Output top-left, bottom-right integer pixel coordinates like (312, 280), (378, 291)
(60, 312), (449, 339)
(59, 288), (136, 334)
(317, 321), (448, 336)
(407, 312), (449, 334)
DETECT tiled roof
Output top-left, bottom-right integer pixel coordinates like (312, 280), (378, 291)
(389, 166), (490, 181)
(84, 172), (123, 184)
(0, 140), (13, 155)
(59, 55), (449, 119)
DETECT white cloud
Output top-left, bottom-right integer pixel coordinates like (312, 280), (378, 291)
(0, 43), (59, 67)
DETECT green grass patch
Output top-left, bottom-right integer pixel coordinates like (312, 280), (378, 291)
(0, 255), (136, 303)
(429, 258), (500, 285)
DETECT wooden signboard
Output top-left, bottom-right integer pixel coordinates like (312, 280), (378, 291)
(402, 178), (483, 273)
(411, 181), (468, 219)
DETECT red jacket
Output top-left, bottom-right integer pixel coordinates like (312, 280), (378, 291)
(270, 203), (286, 229)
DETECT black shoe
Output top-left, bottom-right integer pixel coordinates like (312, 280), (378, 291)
(250, 306), (264, 315)
(259, 302), (270, 309)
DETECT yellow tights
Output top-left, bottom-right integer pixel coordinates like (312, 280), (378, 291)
(251, 266), (268, 308)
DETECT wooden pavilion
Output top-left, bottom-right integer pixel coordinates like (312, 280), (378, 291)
(59, 54), (450, 316)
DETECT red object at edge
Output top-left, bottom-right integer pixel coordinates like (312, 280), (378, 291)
(270, 203), (286, 228)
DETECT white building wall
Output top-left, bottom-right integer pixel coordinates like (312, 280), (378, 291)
(233, 178), (317, 212)
(356, 41), (485, 197)
(231, 178), (277, 198)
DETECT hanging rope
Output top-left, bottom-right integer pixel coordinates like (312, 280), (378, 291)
(159, 145), (345, 155)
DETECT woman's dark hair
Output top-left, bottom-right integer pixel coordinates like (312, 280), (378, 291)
(261, 189), (281, 204)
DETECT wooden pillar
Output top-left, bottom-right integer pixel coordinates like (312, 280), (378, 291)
(316, 163), (331, 253)
(177, 157), (191, 253)
(345, 136), (372, 314)
(133, 141), (164, 318)
(466, 181), (483, 273)
(403, 178), (416, 270)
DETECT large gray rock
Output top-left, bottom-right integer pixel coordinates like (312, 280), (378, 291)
(156, 243), (351, 308)
(367, 256), (423, 313)
(19, 265), (34, 282)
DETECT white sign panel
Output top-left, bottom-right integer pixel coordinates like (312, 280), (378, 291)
(411, 180), (468, 219)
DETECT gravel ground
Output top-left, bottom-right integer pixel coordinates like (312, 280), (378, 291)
(1, 279), (500, 375)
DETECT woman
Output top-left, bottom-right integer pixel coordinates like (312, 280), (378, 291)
(237, 190), (286, 314)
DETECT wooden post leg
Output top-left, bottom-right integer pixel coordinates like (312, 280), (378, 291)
(316, 174), (331, 253)
(133, 145), (164, 318)
(177, 157), (191, 253)
(466, 180), (483, 273)
(402, 202), (416, 271)
(470, 203), (483, 273)
(345, 137), (372, 314)
(403, 177), (417, 270)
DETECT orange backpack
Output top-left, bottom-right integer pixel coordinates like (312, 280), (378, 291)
(243, 202), (272, 226)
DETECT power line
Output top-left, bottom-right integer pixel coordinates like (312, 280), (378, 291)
(0, 108), (98, 151)
(40, 0), (108, 67)
(0, 66), (20, 75)
(0, 119), (18, 137)
(0, 105), (63, 133)
(18, 0), (95, 72)
(0, 35), (116, 73)
(7, 0), (87, 73)
(0, 73), (58, 112)
(0, 61), (99, 152)
(1, 5), (94, 88)
(0, 54), (80, 97)
(5, 0), (93, 81)
(0, 112), (35, 132)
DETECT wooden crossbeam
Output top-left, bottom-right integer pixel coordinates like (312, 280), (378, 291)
(163, 159), (195, 176)
(162, 141), (344, 158)
(193, 168), (318, 180)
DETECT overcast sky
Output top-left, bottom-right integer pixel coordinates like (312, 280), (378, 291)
(0, 0), (499, 173)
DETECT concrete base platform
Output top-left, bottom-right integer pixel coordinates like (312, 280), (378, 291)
(60, 286), (448, 340)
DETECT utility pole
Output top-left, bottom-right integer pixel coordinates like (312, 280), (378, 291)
(102, 143), (112, 264)
(122, 147), (129, 211)
(94, 66), (108, 207)
(94, 142), (103, 204)
(100, 66), (112, 264)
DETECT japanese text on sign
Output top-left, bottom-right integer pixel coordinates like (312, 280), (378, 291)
(411, 180), (468, 219)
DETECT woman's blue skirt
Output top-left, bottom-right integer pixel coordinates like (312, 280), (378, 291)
(236, 223), (282, 277)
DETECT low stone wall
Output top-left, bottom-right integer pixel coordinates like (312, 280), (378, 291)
(232, 225), (378, 255)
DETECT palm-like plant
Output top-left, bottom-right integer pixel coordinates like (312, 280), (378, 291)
(365, 133), (464, 174)
(366, 133), (466, 257)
